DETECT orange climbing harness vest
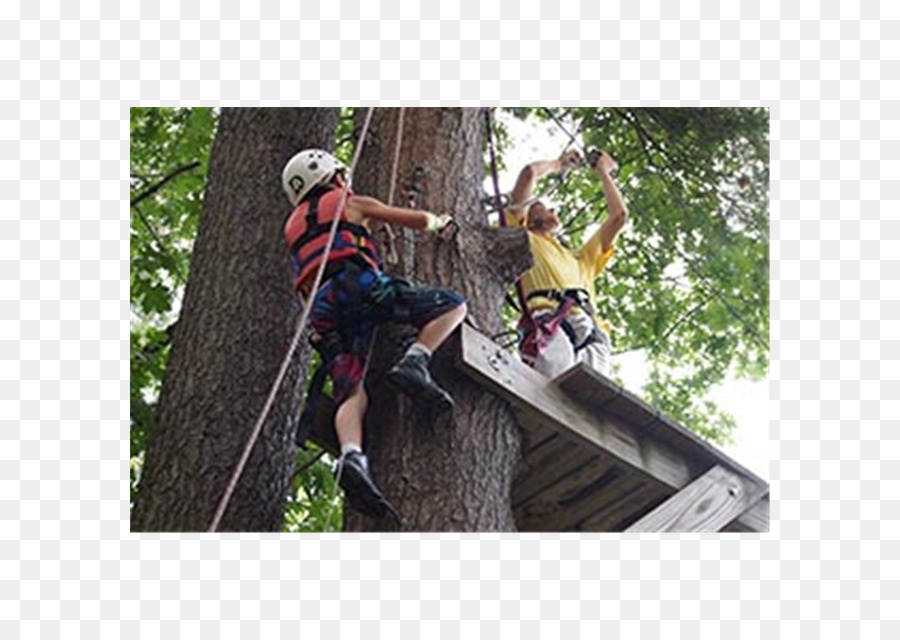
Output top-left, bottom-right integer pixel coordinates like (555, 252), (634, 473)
(283, 187), (382, 292)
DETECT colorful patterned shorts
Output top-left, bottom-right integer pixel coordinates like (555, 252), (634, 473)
(309, 262), (465, 405)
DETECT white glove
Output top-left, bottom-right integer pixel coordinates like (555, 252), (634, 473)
(426, 213), (454, 236)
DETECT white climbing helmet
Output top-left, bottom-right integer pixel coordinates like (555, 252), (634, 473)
(281, 149), (347, 208)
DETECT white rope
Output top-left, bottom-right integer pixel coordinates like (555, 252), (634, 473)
(207, 107), (376, 532)
(324, 108), (407, 531)
(386, 107), (405, 207)
(323, 456), (345, 531)
(382, 107), (405, 264)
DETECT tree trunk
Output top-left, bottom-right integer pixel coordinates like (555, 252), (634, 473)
(132, 108), (340, 531)
(347, 107), (533, 531)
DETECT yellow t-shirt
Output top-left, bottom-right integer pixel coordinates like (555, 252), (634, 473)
(506, 211), (615, 334)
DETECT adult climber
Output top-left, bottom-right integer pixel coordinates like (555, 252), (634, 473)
(506, 149), (628, 379)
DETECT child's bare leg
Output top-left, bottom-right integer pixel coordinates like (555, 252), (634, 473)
(415, 302), (467, 352)
(334, 382), (367, 451)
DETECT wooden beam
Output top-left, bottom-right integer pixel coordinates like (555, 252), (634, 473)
(583, 484), (669, 531)
(527, 466), (648, 532)
(555, 363), (768, 488)
(624, 465), (769, 532)
(457, 324), (694, 489)
(553, 362), (770, 532)
(723, 494), (770, 532)
(512, 432), (597, 507)
(516, 456), (621, 530)
(455, 325), (769, 531)
(517, 417), (557, 452)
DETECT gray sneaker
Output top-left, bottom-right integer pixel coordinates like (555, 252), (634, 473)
(336, 451), (391, 520)
(386, 352), (454, 413)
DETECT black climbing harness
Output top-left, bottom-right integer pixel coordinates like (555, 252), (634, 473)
(522, 288), (606, 354)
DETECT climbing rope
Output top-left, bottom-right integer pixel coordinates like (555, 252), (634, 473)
(323, 455), (346, 531)
(484, 107), (533, 327)
(207, 107), (377, 532)
(386, 107), (405, 207)
(381, 107), (405, 265)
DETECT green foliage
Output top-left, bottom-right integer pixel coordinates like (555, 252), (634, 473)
(282, 445), (343, 532)
(130, 107), (217, 466)
(129, 324), (169, 457)
(497, 107), (769, 445)
(129, 106), (216, 320)
(334, 107), (357, 164)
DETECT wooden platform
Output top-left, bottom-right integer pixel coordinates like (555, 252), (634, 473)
(456, 324), (769, 532)
(305, 325), (769, 531)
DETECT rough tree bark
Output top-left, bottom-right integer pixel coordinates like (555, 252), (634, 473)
(132, 108), (341, 531)
(346, 107), (533, 531)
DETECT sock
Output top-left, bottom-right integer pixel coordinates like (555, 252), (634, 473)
(405, 342), (432, 359)
(341, 443), (362, 457)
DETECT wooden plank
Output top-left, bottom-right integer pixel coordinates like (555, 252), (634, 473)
(556, 363), (768, 487)
(625, 465), (769, 532)
(547, 368), (621, 407)
(553, 366), (656, 425)
(455, 325), (768, 531)
(580, 482), (669, 532)
(722, 494), (770, 532)
(554, 362), (769, 532)
(457, 324), (693, 490)
(541, 468), (654, 532)
(516, 458), (622, 531)
(641, 439), (694, 493)
(513, 435), (598, 507)
(517, 414), (557, 452)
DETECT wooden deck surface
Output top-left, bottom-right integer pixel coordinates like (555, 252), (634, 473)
(456, 324), (769, 532)
(306, 325), (769, 531)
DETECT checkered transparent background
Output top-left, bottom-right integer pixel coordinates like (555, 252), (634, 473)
(0, 0), (895, 637)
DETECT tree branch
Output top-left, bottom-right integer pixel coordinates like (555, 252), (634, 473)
(707, 287), (768, 352)
(658, 293), (716, 344)
(612, 108), (665, 168)
(131, 203), (166, 252)
(131, 203), (187, 284)
(543, 107), (578, 148)
(130, 160), (200, 207)
(290, 450), (328, 485)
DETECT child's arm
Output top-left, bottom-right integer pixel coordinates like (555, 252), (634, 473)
(349, 195), (453, 235)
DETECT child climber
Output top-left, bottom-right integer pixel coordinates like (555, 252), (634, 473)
(282, 149), (467, 521)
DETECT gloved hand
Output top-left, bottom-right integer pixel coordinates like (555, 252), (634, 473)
(426, 213), (456, 239)
(558, 149), (583, 171)
(435, 214), (457, 240)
